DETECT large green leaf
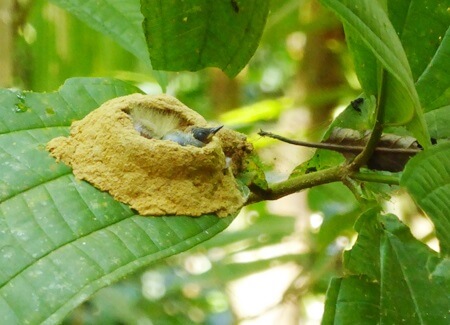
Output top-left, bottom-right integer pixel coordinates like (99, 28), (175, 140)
(323, 210), (450, 323)
(401, 142), (450, 255)
(140, 0), (270, 77)
(379, 215), (449, 323)
(320, 0), (430, 146)
(0, 78), (236, 324)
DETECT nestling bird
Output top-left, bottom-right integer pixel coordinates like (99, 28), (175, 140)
(162, 125), (224, 147)
(129, 106), (223, 147)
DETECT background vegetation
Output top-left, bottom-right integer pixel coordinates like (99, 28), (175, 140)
(0, 0), (449, 324)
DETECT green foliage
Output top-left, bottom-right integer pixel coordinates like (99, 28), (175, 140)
(401, 142), (450, 255)
(50, 0), (148, 64)
(0, 79), (236, 324)
(324, 210), (450, 324)
(308, 183), (362, 249)
(425, 105), (450, 139)
(49, 0), (168, 89)
(1, 0), (450, 324)
(140, 0), (270, 77)
(320, 0), (429, 146)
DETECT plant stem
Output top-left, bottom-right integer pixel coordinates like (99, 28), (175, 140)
(246, 166), (343, 204)
(352, 171), (399, 185)
(247, 70), (391, 204)
(348, 70), (386, 170)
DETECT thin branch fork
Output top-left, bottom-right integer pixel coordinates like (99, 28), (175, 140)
(247, 78), (393, 204)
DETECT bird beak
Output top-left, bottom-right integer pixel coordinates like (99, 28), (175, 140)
(191, 125), (224, 143)
(211, 125), (224, 135)
(206, 125), (223, 141)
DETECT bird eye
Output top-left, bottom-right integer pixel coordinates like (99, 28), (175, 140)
(192, 128), (210, 142)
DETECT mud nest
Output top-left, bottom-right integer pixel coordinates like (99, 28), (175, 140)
(47, 94), (252, 217)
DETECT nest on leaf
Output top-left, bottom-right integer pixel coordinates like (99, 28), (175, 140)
(47, 94), (252, 217)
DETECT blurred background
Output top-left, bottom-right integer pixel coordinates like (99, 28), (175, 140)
(1, 0), (433, 324)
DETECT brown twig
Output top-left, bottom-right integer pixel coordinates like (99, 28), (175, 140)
(246, 70), (401, 204)
(257, 130), (421, 155)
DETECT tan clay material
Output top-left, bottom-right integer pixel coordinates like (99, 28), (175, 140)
(47, 94), (252, 217)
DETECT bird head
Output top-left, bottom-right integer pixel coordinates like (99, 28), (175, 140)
(160, 125), (223, 147)
(190, 125), (224, 144)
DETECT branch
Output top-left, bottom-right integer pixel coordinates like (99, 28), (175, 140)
(258, 130), (420, 155)
(348, 69), (387, 170)
(246, 166), (343, 204)
(247, 71), (392, 204)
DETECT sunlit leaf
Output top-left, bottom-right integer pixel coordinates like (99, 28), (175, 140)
(329, 95), (376, 132)
(219, 98), (292, 127)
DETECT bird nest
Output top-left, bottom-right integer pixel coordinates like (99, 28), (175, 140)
(47, 94), (252, 217)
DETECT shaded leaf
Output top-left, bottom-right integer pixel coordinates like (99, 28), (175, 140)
(343, 208), (382, 280)
(425, 105), (450, 140)
(429, 257), (450, 288)
(140, 0), (270, 77)
(322, 276), (380, 325)
(401, 142), (450, 255)
(326, 210), (450, 324)
(0, 78), (236, 324)
(344, 32), (378, 96)
(319, 0), (429, 146)
(379, 214), (449, 324)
